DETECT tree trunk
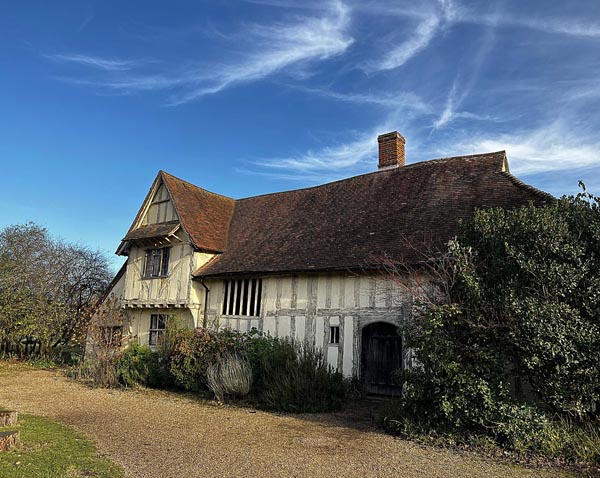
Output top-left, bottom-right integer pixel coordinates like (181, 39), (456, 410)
(0, 412), (17, 427)
(0, 431), (19, 451)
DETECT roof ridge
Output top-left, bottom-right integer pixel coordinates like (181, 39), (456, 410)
(235, 151), (506, 202)
(160, 170), (234, 202)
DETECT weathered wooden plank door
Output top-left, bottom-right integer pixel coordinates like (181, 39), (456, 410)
(362, 322), (403, 396)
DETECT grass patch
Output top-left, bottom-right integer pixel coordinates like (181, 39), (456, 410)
(0, 414), (123, 478)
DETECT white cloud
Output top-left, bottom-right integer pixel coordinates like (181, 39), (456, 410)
(291, 85), (432, 113)
(169, 1), (353, 104)
(365, 0), (455, 73)
(437, 2), (600, 39)
(46, 54), (149, 71)
(48, 1), (353, 105)
(253, 125), (387, 179)
(456, 122), (600, 175)
(432, 8), (498, 130)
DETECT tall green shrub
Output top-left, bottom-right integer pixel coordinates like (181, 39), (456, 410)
(117, 343), (170, 388)
(381, 188), (600, 461)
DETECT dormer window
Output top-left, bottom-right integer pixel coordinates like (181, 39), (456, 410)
(143, 248), (170, 278)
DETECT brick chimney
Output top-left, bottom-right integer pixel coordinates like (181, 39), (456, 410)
(377, 131), (405, 169)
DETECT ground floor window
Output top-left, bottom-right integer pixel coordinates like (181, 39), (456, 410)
(329, 326), (340, 344)
(222, 278), (262, 316)
(149, 314), (167, 346)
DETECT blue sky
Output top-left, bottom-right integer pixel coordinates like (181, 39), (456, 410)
(1, 0), (600, 271)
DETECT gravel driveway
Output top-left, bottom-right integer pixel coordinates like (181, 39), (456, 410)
(0, 366), (568, 478)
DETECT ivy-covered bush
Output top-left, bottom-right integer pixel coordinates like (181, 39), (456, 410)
(381, 188), (600, 462)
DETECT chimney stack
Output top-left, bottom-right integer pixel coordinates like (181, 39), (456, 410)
(377, 131), (405, 170)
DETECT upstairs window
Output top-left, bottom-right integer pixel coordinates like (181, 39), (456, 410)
(149, 313), (167, 346)
(143, 248), (170, 278)
(222, 278), (262, 317)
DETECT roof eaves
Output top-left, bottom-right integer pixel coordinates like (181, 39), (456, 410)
(498, 171), (556, 203)
(159, 171), (200, 250)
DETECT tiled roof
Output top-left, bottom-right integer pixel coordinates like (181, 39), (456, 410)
(160, 172), (235, 253)
(122, 220), (180, 241)
(192, 151), (552, 276)
(120, 151), (552, 275)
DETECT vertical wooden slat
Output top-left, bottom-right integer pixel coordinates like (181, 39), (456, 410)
(256, 279), (262, 316)
(250, 279), (257, 316)
(235, 279), (242, 315)
(222, 281), (229, 315)
(244, 279), (250, 316)
(230, 280), (236, 315)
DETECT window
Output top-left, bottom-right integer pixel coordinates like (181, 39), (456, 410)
(222, 278), (262, 316)
(143, 248), (170, 278)
(149, 314), (167, 346)
(329, 326), (340, 344)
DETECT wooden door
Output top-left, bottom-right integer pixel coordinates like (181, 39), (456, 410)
(362, 322), (403, 396)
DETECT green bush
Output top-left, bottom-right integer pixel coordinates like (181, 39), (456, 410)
(381, 400), (600, 463)
(168, 328), (246, 392)
(257, 338), (348, 413)
(380, 188), (600, 463)
(154, 327), (348, 412)
(116, 343), (170, 388)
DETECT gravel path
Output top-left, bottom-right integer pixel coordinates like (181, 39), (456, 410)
(0, 366), (569, 478)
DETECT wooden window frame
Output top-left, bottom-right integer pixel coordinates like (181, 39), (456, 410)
(222, 278), (262, 317)
(149, 313), (167, 346)
(329, 325), (340, 345)
(143, 248), (170, 279)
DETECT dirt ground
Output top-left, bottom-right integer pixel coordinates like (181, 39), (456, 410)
(0, 365), (571, 478)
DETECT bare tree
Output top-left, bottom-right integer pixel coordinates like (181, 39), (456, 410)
(0, 222), (112, 359)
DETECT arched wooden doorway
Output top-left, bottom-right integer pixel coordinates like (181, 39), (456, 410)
(361, 322), (403, 396)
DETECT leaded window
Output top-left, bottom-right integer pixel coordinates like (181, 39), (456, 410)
(143, 248), (170, 278)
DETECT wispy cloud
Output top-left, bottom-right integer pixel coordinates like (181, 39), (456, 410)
(290, 85), (432, 113)
(455, 122), (600, 175)
(466, 11), (600, 39)
(251, 126), (387, 179)
(46, 54), (149, 72)
(47, 0), (353, 105)
(365, 0), (455, 73)
(432, 7), (498, 129)
(169, 1), (353, 104)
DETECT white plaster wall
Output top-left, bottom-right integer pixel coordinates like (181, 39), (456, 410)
(128, 308), (194, 346)
(202, 272), (416, 378)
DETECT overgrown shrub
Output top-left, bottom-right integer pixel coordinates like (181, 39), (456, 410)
(168, 328), (247, 392)
(75, 295), (129, 388)
(380, 188), (600, 463)
(116, 343), (170, 388)
(381, 400), (600, 463)
(69, 354), (120, 388)
(258, 339), (348, 413)
(206, 353), (252, 401)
